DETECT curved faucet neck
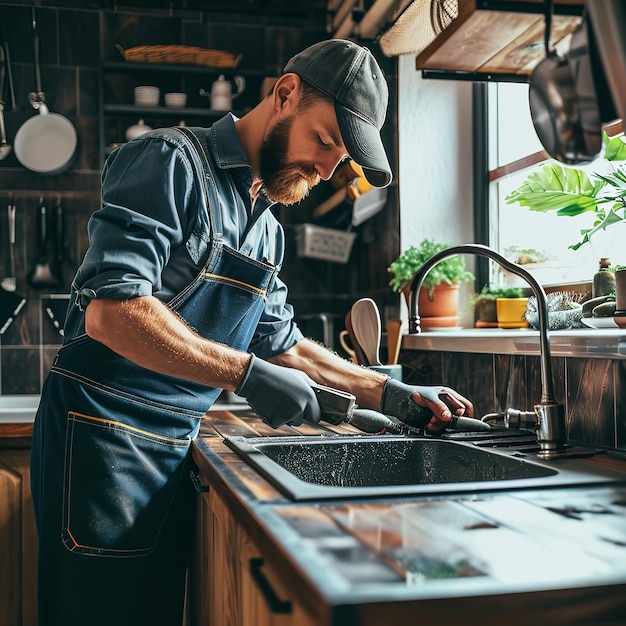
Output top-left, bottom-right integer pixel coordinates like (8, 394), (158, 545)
(407, 244), (556, 406)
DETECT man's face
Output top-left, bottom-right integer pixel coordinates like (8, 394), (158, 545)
(259, 100), (348, 205)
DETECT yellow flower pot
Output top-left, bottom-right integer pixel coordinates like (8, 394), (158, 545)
(496, 297), (530, 329)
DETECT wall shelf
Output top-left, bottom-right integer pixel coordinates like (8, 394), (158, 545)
(98, 61), (267, 165)
(415, 0), (584, 80)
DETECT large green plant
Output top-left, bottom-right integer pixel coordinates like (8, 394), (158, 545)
(504, 133), (626, 250)
(387, 238), (474, 293)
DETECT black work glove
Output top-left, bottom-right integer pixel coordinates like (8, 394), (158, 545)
(236, 354), (321, 428)
(380, 378), (444, 430)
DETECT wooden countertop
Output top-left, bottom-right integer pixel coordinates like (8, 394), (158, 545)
(192, 410), (626, 620)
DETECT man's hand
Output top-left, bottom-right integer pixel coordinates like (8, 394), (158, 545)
(381, 378), (474, 435)
(236, 355), (322, 427)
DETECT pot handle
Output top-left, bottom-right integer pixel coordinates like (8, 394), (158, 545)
(541, 0), (556, 58)
(232, 75), (246, 100)
(29, 7), (46, 110)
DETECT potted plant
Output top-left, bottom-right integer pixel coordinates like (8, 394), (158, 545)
(472, 285), (526, 326)
(504, 132), (626, 251)
(388, 238), (474, 328)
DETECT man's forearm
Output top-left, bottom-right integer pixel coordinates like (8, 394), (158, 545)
(84, 295), (250, 391)
(270, 338), (387, 409)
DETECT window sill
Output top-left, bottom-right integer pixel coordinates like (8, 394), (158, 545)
(401, 327), (626, 360)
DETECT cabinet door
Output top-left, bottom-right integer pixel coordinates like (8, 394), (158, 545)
(0, 458), (22, 626)
(0, 449), (38, 626)
(191, 483), (325, 626)
(240, 532), (320, 626)
(192, 487), (244, 626)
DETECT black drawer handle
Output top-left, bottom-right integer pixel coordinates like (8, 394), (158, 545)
(189, 470), (209, 493)
(249, 558), (292, 614)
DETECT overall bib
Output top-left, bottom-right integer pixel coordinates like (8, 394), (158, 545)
(30, 128), (279, 626)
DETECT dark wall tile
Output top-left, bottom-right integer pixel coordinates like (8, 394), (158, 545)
(401, 349), (443, 387)
(78, 68), (99, 116)
(616, 360), (626, 451)
(526, 354), (566, 410)
(102, 12), (183, 62)
(1, 347), (40, 394)
(566, 358), (615, 448)
(59, 9), (100, 67)
(494, 354), (523, 413)
(465, 352), (495, 418)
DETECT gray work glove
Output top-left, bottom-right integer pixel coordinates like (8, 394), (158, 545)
(236, 354), (321, 428)
(380, 378), (442, 430)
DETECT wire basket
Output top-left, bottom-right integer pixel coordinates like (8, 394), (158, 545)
(116, 44), (242, 68)
(295, 224), (356, 264)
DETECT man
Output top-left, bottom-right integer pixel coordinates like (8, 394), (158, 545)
(30, 39), (473, 626)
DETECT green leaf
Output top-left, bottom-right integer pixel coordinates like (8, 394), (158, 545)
(595, 171), (626, 190)
(603, 134), (626, 161)
(505, 163), (598, 213)
(567, 207), (623, 250)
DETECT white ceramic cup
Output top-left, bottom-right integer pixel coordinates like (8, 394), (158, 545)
(134, 86), (160, 107)
(164, 92), (187, 108)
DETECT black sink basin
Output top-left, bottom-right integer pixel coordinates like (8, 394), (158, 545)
(225, 435), (626, 501)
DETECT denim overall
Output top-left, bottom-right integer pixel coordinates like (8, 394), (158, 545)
(30, 128), (279, 626)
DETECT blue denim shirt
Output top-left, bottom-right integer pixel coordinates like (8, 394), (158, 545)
(67, 114), (303, 359)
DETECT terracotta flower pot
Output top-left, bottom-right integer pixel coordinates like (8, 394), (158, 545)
(476, 299), (498, 323)
(403, 283), (460, 328)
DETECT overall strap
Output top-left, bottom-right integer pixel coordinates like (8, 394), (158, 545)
(173, 126), (224, 240)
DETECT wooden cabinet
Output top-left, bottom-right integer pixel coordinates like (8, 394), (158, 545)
(0, 448), (37, 626)
(190, 482), (322, 626)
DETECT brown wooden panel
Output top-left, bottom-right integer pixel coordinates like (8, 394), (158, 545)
(416, 1), (584, 76)
(0, 459), (21, 626)
(0, 424), (34, 438)
(1, 450), (38, 626)
(420, 11), (542, 72)
(480, 15), (581, 75)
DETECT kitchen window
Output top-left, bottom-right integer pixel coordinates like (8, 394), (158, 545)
(487, 81), (624, 288)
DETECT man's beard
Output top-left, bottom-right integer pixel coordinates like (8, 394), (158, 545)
(259, 115), (321, 205)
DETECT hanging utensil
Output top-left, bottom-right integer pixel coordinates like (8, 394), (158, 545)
(28, 196), (60, 289)
(0, 197), (26, 335)
(0, 44), (12, 159)
(3, 42), (16, 111)
(51, 196), (65, 285)
(14, 9), (78, 174)
(1, 198), (17, 291)
(350, 298), (383, 366)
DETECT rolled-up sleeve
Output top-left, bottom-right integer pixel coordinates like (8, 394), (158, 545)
(73, 135), (195, 306)
(248, 274), (304, 359)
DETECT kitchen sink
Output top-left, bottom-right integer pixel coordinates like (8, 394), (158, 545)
(0, 395), (40, 424)
(225, 434), (626, 501)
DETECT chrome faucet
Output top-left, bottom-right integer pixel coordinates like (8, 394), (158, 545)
(407, 243), (567, 459)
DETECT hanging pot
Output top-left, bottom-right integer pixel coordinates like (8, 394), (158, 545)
(14, 10), (78, 174)
(528, 14), (603, 165)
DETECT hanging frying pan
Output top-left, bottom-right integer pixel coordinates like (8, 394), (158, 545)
(14, 9), (78, 175)
(528, 3), (606, 164)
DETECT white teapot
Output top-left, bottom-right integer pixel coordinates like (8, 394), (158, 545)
(200, 75), (246, 110)
(125, 119), (152, 141)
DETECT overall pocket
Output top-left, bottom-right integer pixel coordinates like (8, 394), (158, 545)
(61, 410), (190, 557)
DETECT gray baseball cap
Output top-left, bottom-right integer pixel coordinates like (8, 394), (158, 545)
(283, 39), (391, 188)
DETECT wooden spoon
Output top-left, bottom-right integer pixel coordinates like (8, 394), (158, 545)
(350, 298), (382, 366)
